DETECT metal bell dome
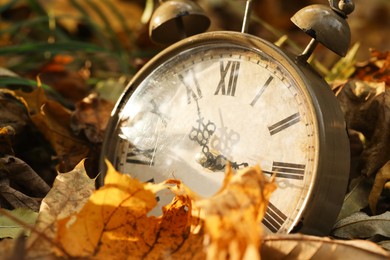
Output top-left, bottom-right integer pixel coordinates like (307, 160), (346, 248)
(291, 4), (351, 57)
(149, 0), (210, 45)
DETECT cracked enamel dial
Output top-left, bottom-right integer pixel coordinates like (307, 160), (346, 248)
(101, 31), (349, 235)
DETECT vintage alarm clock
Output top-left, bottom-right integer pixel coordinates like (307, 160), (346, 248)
(100, 0), (353, 235)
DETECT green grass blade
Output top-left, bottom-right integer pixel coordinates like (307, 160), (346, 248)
(0, 41), (106, 55)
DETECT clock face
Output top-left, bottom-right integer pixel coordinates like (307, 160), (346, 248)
(101, 30), (350, 236)
(106, 35), (321, 234)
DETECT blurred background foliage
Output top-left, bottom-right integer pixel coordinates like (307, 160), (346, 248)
(0, 0), (388, 91)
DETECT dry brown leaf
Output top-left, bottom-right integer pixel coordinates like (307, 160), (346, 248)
(354, 50), (390, 86)
(0, 89), (31, 153)
(369, 160), (390, 214)
(15, 86), (90, 171)
(26, 159), (95, 258)
(194, 165), (276, 260)
(0, 155), (50, 198)
(70, 93), (115, 143)
(261, 234), (390, 260)
(337, 79), (390, 177)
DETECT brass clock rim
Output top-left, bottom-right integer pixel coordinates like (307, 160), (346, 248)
(100, 31), (350, 236)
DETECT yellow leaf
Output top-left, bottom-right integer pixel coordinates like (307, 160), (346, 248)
(55, 161), (199, 259)
(194, 165), (276, 260)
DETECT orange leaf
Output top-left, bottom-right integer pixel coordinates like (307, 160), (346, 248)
(195, 165), (276, 260)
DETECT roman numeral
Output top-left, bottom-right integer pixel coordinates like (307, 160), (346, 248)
(262, 202), (287, 233)
(263, 161), (306, 180)
(214, 61), (240, 96)
(178, 69), (202, 104)
(268, 112), (300, 135)
(126, 147), (155, 166)
(250, 76), (274, 106)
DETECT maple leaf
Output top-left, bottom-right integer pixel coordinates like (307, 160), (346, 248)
(54, 160), (192, 259)
(26, 159), (95, 258)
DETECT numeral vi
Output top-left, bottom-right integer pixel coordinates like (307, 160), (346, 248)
(214, 61), (240, 96)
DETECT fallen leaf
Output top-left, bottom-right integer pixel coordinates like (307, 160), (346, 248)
(70, 93), (115, 143)
(336, 175), (372, 221)
(26, 159), (95, 258)
(354, 50), (390, 86)
(0, 184), (41, 211)
(194, 165), (276, 260)
(0, 234), (26, 260)
(16, 85), (90, 171)
(0, 89), (31, 153)
(369, 161), (390, 214)
(332, 211), (390, 240)
(0, 155), (50, 198)
(54, 160), (170, 258)
(0, 208), (38, 238)
(337, 79), (390, 177)
(261, 234), (390, 260)
(378, 240), (390, 251)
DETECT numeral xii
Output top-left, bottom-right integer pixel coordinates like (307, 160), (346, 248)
(215, 60), (240, 96)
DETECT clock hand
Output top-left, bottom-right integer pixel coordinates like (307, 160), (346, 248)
(189, 100), (248, 171)
(196, 145), (248, 171)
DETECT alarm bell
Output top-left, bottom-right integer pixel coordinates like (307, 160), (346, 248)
(291, 0), (354, 58)
(149, 0), (210, 45)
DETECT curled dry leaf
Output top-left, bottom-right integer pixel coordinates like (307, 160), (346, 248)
(261, 234), (390, 260)
(0, 89), (30, 153)
(26, 159), (95, 258)
(0, 155), (50, 198)
(369, 161), (390, 214)
(337, 79), (390, 177)
(0, 155), (49, 211)
(194, 165), (276, 260)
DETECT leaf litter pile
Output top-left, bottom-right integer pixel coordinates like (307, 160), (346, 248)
(0, 1), (390, 259)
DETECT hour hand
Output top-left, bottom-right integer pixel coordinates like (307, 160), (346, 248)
(196, 146), (249, 172)
(188, 118), (216, 147)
